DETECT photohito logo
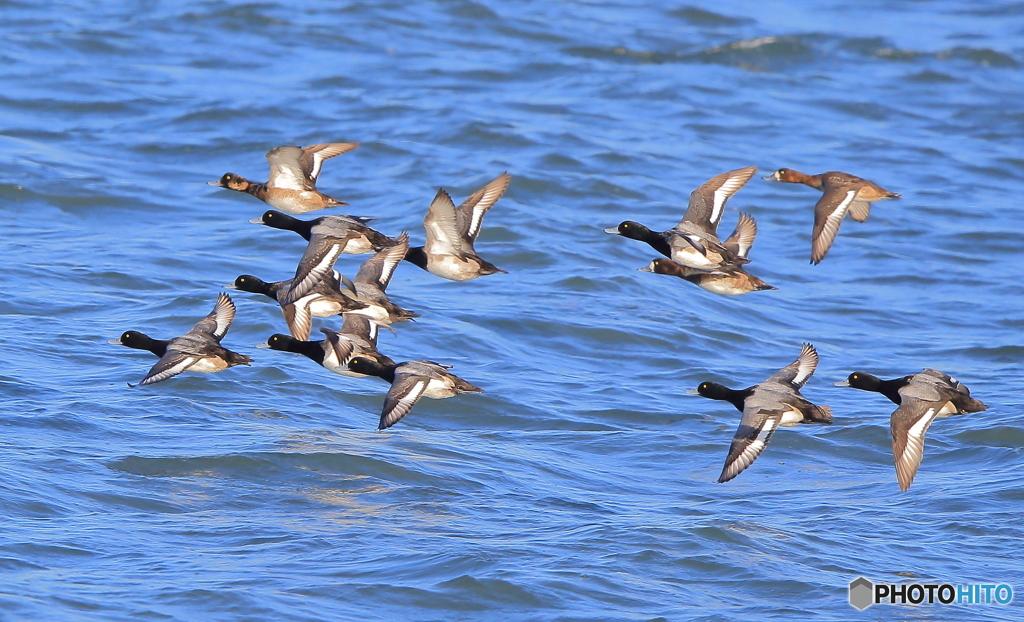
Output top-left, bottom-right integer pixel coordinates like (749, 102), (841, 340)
(848, 577), (1013, 610)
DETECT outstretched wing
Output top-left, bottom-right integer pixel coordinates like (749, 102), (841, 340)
(281, 237), (349, 306)
(379, 368), (429, 430)
(810, 189), (856, 264)
(890, 397), (945, 492)
(455, 172), (511, 245)
(679, 166), (757, 234)
(718, 407), (782, 483)
(136, 350), (199, 386)
(722, 213), (758, 259)
(298, 142), (358, 183)
(265, 146), (311, 190)
(189, 293), (236, 341)
(766, 343), (819, 388)
(354, 232), (410, 290)
(423, 188), (464, 256)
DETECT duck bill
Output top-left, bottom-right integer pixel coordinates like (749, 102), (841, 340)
(603, 227), (620, 234)
(107, 338), (123, 345)
(247, 216), (265, 224)
(207, 180), (225, 187)
(833, 379), (851, 387)
(684, 388), (700, 395)
(761, 174), (779, 181)
(638, 265), (654, 273)
(223, 283), (238, 289)
(254, 341), (271, 349)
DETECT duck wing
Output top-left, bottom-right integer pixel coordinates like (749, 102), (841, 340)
(766, 343), (819, 389)
(188, 293), (236, 341)
(265, 146), (312, 190)
(297, 142), (358, 184)
(341, 313), (379, 346)
(354, 232), (409, 291)
(719, 406), (783, 483)
(280, 236), (350, 306)
(678, 166), (757, 234)
(319, 327), (357, 369)
(455, 172), (511, 246)
(721, 213), (758, 259)
(848, 200), (872, 222)
(135, 349), (201, 386)
(423, 188), (464, 257)
(379, 365), (431, 430)
(810, 188), (858, 264)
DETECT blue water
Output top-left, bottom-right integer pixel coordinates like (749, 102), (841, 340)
(2, 1), (1023, 620)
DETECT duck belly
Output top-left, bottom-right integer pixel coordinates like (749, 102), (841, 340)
(427, 255), (480, 281)
(188, 358), (230, 373)
(308, 298), (344, 317)
(266, 191), (326, 214)
(422, 377), (458, 399)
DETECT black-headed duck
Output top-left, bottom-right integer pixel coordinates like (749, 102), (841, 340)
(404, 172), (511, 281)
(250, 210), (392, 255)
(606, 166), (757, 272)
(687, 343), (832, 483)
(226, 272), (366, 341)
(347, 357), (483, 429)
(109, 293), (252, 386)
(257, 315), (395, 378)
(835, 369), (986, 491)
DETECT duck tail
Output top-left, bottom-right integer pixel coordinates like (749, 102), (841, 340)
(810, 404), (833, 424)
(455, 378), (484, 394)
(956, 396), (987, 414)
(227, 351), (254, 367)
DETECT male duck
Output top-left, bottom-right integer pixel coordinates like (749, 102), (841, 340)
(688, 343), (832, 482)
(226, 272), (365, 341)
(404, 172), (511, 281)
(250, 210), (392, 255)
(606, 166), (757, 272)
(258, 315), (395, 378)
(109, 293), (252, 386)
(347, 357), (483, 429)
(835, 369), (986, 491)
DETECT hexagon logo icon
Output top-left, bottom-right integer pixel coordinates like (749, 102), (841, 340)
(849, 576), (874, 610)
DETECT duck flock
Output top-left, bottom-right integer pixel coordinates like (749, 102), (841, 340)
(108, 142), (986, 492)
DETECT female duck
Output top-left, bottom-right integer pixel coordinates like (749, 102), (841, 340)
(109, 293), (252, 386)
(347, 356), (483, 430)
(763, 168), (900, 264)
(209, 142), (358, 214)
(687, 343), (832, 482)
